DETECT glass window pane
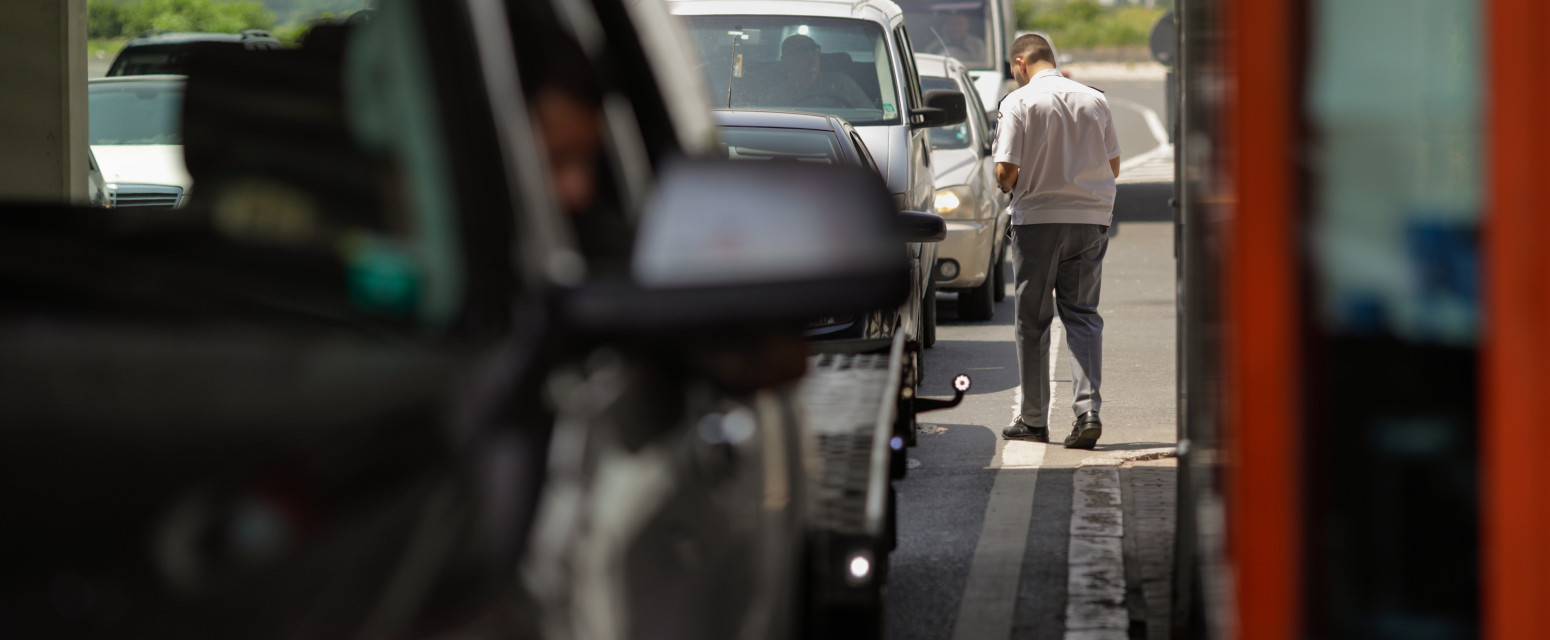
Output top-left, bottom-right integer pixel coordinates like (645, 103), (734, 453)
(682, 16), (901, 126)
(897, 0), (994, 70)
(921, 76), (970, 149)
(719, 126), (842, 164)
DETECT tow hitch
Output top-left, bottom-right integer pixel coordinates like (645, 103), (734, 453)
(913, 374), (971, 413)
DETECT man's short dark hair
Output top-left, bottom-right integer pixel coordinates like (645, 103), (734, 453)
(1010, 33), (1055, 66)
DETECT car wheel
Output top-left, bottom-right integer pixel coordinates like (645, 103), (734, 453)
(922, 279), (938, 348)
(992, 245), (1008, 302)
(959, 268), (996, 322)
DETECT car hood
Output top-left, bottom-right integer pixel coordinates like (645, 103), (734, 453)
(931, 147), (978, 188)
(854, 126), (901, 194)
(91, 145), (193, 189)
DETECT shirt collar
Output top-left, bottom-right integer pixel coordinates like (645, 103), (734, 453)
(1033, 69), (1063, 80)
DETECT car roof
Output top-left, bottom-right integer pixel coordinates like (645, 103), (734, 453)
(125, 31), (277, 45)
(912, 52), (966, 79)
(88, 75), (187, 87)
(713, 109), (844, 131)
(667, 0), (902, 23)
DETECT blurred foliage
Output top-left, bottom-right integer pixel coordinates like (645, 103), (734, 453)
(88, 0), (276, 39)
(1015, 0), (1168, 48)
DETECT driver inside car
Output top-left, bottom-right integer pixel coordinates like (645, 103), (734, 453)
(742, 34), (873, 110)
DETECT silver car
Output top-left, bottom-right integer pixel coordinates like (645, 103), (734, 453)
(916, 53), (1009, 321)
(670, 0), (967, 346)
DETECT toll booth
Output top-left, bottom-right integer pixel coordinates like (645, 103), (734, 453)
(1168, 0), (1545, 637)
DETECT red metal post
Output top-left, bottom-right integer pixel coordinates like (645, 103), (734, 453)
(1484, 0), (1550, 637)
(1226, 0), (1302, 637)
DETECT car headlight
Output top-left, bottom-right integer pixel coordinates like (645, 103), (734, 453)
(934, 185), (977, 220)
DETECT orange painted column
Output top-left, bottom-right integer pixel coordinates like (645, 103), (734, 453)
(1226, 0), (1302, 637)
(1484, 0), (1550, 638)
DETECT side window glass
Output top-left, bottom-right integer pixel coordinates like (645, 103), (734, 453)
(962, 72), (992, 145)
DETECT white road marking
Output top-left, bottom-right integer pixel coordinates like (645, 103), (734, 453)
(950, 441), (1044, 640)
(1110, 98), (1170, 153)
(956, 316), (1064, 640)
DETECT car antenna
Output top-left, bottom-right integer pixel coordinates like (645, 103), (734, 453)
(929, 24), (952, 59)
(726, 27), (743, 109)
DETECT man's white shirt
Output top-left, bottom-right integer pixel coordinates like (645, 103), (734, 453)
(993, 69), (1121, 226)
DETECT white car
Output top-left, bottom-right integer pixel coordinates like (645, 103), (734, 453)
(669, 0), (968, 347)
(916, 53), (1009, 320)
(88, 75), (192, 208)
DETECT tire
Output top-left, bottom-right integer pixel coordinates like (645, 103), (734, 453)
(992, 244), (1008, 302)
(958, 268), (996, 322)
(922, 279), (938, 348)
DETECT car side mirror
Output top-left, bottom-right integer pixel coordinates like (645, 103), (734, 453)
(912, 89), (967, 129)
(564, 160), (910, 334)
(898, 210), (946, 242)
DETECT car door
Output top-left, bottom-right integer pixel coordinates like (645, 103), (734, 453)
(893, 24), (938, 325)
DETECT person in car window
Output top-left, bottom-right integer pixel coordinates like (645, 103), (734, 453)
(744, 34), (873, 110)
(926, 14), (986, 63)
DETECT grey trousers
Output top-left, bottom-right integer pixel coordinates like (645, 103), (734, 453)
(1012, 223), (1107, 426)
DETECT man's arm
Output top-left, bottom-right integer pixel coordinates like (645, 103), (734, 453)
(1110, 156), (1121, 178)
(996, 162), (1019, 193)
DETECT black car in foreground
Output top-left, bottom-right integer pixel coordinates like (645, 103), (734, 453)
(713, 110), (943, 371)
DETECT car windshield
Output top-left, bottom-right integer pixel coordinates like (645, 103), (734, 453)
(682, 16), (900, 126)
(922, 76), (970, 149)
(720, 126), (843, 164)
(89, 82), (184, 145)
(897, 0), (995, 70)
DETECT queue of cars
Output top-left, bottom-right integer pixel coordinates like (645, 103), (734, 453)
(14, 0), (1012, 638)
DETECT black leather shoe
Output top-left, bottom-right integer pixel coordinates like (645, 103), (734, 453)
(1003, 419), (1049, 442)
(1063, 411), (1102, 449)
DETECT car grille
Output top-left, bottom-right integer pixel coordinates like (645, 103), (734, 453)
(110, 184), (184, 209)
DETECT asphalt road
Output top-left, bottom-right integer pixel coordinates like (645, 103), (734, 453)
(887, 76), (1175, 640)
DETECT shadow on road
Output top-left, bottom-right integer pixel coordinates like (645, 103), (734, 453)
(1115, 182), (1174, 224)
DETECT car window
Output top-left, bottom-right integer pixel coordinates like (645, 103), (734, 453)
(896, 0), (996, 70)
(960, 70), (993, 143)
(720, 126), (843, 164)
(108, 45), (194, 76)
(681, 16), (901, 126)
(89, 82), (184, 145)
(921, 76), (970, 149)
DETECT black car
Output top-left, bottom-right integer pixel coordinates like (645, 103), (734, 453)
(106, 31), (283, 76)
(713, 109), (943, 371)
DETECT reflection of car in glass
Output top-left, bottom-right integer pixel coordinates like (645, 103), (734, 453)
(4, 1), (924, 639)
(916, 53), (1009, 321)
(88, 75), (191, 208)
(715, 109), (944, 372)
(674, 0), (968, 346)
(897, 0), (1016, 114)
(106, 31), (283, 77)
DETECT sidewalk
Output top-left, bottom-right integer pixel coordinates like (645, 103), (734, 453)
(1124, 458), (1177, 639)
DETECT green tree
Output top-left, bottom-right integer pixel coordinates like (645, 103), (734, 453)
(91, 0), (275, 39)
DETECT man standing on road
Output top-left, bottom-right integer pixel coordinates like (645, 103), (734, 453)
(995, 33), (1121, 449)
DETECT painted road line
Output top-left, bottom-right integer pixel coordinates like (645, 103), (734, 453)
(950, 440), (1044, 640)
(1065, 458), (1129, 637)
(956, 316), (1063, 640)
(1111, 98), (1170, 152)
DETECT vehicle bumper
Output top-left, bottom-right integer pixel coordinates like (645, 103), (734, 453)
(933, 220), (996, 290)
